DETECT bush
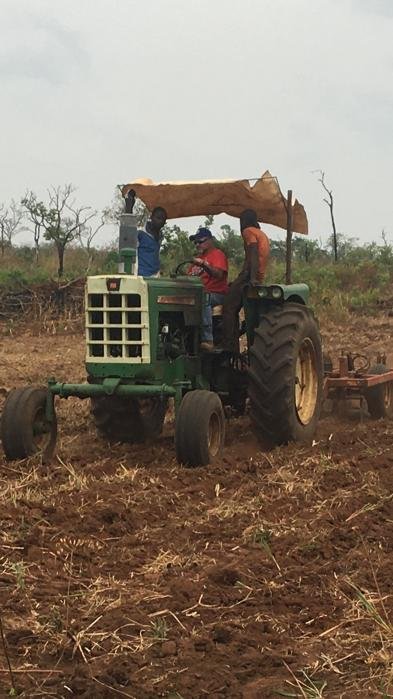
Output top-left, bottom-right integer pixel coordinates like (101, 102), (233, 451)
(1, 233), (393, 318)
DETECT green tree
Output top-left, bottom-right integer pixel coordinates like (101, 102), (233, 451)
(325, 232), (358, 259)
(269, 239), (286, 262)
(203, 214), (214, 227)
(219, 224), (244, 270)
(160, 224), (194, 274)
(292, 237), (326, 263)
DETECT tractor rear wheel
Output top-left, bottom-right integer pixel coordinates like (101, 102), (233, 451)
(91, 395), (167, 443)
(365, 364), (393, 419)
(175, 390), (225, 467)
(1, 386), (57, 461)
(248, 303), (323, 446)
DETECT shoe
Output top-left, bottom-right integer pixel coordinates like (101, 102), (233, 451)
(200, 341), (214, 352)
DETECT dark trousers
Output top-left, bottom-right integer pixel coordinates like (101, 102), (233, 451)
(221, 271), (249, 353)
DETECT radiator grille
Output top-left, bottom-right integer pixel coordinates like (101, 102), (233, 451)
(86, 291), (147, 361)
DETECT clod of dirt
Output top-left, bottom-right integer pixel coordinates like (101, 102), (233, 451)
(207, 565), (241, 586)
(194, 636), (214, 653)
(26, 545), (42, 562)
(212, 625), (232, 643)
(160, 640), (177, 657)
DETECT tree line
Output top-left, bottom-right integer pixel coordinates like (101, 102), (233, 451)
(1, 183), (392, 281)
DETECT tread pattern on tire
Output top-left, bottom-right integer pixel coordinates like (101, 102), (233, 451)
(247, 303), (323, 446)
(365, 364), (393, 419)
(175, 389), (225, 467)
(1, 386), (57, 461)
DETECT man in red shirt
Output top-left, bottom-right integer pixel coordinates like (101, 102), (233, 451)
(188, 228), (229, 351)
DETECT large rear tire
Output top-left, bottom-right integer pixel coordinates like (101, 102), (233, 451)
(91, 396), (167, 443)
(365, 364), (393, 419)
(175, 390), (225, 467)
(248, 303), (323, 446)
(1, 386), (57, 461)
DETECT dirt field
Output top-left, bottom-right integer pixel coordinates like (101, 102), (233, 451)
(0, 314), (392, 698)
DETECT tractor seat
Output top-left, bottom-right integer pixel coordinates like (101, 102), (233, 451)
(212, 305), (223, 317)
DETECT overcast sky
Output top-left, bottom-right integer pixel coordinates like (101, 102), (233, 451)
(1, 0), (392, 246)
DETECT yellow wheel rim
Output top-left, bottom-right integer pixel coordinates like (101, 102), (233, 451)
(295, 337), (319, 425)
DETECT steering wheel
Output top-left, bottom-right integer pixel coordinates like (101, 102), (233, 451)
(173, 259), (199, 277)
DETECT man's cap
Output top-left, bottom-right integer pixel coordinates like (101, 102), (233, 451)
(189, 227), (213, 242)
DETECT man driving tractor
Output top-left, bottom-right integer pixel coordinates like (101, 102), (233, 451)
(188, 227), (229, 351)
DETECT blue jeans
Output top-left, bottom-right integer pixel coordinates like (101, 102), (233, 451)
(202, 292), (226, 342)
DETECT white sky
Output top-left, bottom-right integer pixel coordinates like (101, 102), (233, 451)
(1, 0), (392, 246)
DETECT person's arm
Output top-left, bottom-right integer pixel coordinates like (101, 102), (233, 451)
(202, 260), (225, 280)
(192, 256), (225, 280)
(242, 229), (259, 284)
(248, 243), (260, 285)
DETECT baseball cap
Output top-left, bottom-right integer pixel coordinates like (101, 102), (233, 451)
(189, 227), (213, 242)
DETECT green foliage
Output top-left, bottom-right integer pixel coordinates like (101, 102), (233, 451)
(7, 561), (26, 591)
(1, 228), (393, 318)
(150, 617), (168, 640)
(100, 249), (119, 274)
(14, 245), (35, 265)
(203, 214), (214, 227)
(160, 224), (194, 274)
(0, 268), (48, 288)
(218, 224), (244, 268)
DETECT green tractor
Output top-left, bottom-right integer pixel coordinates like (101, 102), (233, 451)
(0, 178), (323, 466)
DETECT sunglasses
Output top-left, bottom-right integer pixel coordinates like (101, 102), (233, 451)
(195, 239), (208, 245)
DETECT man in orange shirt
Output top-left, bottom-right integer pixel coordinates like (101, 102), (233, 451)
(221, 209), (270, 353)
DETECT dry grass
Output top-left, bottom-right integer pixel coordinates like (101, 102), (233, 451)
(1, 323), (393, 697)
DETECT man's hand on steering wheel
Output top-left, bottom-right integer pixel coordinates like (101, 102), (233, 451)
(173, 260), (196, 276)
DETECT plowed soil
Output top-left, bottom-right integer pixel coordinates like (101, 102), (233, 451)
(0, 314), (392, 698)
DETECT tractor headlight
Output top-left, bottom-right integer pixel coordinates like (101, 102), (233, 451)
(271, 286), (283, 299)
(258, 287), (269, 298)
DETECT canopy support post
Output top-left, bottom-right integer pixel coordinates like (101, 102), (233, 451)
(285, 189), (293, 284)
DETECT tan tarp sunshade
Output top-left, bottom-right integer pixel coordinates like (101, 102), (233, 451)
(122, 170), (308, 234)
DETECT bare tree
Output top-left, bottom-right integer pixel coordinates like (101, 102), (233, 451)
(76, 214), (106, 272)
(381, 228), (390, 248)
(314, 170), (338, 262)
(33, 221), (41, 263)
(0, 201), (25, 255)
(22, 185), (97, 277)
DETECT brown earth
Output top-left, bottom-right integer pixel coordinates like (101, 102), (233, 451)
(0, 314), (392, 698)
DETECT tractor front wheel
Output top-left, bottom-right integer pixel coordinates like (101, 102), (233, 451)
(91, 395), (167, 443)
(248, 303), (323, 446)
(365, 364), (393, 419)
(175, 390), (225, 467)
(1, 386), (57, 461)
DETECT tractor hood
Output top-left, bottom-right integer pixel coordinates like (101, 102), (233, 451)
(121, 171), (308, 235)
